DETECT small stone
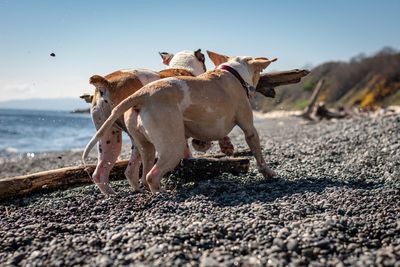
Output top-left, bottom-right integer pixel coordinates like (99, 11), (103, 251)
(286, 238), (299, 251)
(8, 252), (26, 264)
(29, 250), (41, 259)
(316, 228), (329, 236)
(267, 245), (282, 254)
(200, 255), (219, 267)
(313, 239), (331, 250)
(273, 237), (284, 249)
(95, 255), (113, 267)
(302, 248), (314, 258)
(88, 238), (100, 246)
(111, 233), (123, 243)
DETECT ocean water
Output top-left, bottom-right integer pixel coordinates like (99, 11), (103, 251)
(0, 109), (96, 156)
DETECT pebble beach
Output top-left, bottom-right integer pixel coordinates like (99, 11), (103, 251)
(0, 113), (399, 266)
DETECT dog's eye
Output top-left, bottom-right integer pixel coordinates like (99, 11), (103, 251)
(100, 91), (104, 97)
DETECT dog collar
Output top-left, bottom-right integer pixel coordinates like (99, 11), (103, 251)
(217, 65), (256, 97)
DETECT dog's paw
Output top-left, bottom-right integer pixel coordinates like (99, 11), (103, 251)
(218, 137), (234, 156)
(192, 139), (212, 152)
(140, 180), (151, 191)
(220, 146), (234, 156)
(131, 187), (145, 194)
(96, 182), (116, 196)
(259, 166), (276, 178)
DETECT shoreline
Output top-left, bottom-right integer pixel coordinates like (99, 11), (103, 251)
(0, 114), (296, 179)
(1, 109), (399, 179)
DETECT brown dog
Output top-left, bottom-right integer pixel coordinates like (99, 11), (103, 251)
(84, 54), (277, 193)
(188, 50), (249, 153)
(87, 50), (206, 194)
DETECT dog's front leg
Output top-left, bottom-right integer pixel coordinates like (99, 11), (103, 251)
(91, 128), (122, 194)
(183, 140), (193, 158)
(238, 122), (276, 178)
(90, 104), (122, 194)
(245, 127), (276, 178)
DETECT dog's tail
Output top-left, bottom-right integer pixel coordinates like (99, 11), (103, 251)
(82, 92), (146, 165)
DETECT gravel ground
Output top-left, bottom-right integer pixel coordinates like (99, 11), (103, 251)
(1, 114), (399, 266)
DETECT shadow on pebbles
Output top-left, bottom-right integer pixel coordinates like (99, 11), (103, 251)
(1, 115), (400, 266)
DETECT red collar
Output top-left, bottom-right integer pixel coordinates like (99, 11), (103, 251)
(217, 64), (254, 97)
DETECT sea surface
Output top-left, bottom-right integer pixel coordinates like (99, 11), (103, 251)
(0, 108), (294, 160)
(0, 109), (96, 156)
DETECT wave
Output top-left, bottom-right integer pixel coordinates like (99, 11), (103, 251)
(0, 129), (19, 135)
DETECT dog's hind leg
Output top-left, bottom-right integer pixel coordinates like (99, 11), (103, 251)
(141, 109), (186, 193)
(145, 144), (184, 193)
(124, 144), (142, 192)
(139, 139), (156, 191)
(125, 120), (156, 191)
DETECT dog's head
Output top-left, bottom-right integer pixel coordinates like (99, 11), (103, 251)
(207, 50), (277, 89)
(159, 49), (206, 76)
(89, 75), (112, 104)
(89, 70), (143, 107)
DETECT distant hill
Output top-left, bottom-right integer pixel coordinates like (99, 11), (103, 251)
(253, 47), (400, 112)
(0, 97), (89, 111)
(2, 48), (399, 113)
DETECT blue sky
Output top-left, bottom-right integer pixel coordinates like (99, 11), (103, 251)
(0, 0), (399, 101)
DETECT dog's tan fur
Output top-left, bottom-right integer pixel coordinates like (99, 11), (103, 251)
(84, 55), (277, 193)
(87, 50), (207, 195)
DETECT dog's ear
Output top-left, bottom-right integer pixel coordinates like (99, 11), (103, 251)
(80, 94), (94, 104)
(207, 50), (230, 67)
(250, 57), (278, 71)
(194, 49), (205, 63)
(159, 52), (174, 65)
(89, 75), (109, 94)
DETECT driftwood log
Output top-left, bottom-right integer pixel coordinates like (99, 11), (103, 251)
(256, 69), (310, 98)
(315, 104), (347, 120)
(0, 155), (250, 200)
(300, 79), (324, 120)
(202, 149), (252, 159)
(79, 69), (310, 103)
